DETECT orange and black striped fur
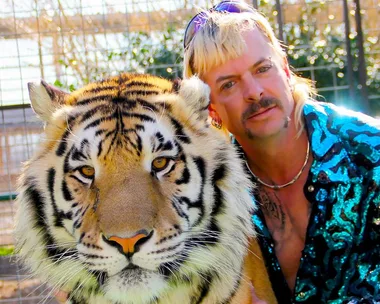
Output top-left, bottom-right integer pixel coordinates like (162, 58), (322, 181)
(15, 74), (276, 304)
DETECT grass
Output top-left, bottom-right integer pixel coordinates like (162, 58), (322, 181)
(0, 245), (14, 256)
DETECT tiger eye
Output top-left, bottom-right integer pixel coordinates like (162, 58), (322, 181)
(80, 166), (95, 178)
(152, 157), (168, 170)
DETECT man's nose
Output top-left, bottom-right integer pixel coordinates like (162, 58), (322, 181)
(243, 75), (263, 103)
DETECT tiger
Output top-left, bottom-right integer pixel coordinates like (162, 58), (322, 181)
(14, 73), (276, 304)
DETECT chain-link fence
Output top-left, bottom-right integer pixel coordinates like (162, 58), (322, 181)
(0, 0), (379, 302)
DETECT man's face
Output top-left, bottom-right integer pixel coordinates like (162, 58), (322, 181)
(203, 28), (295, 140)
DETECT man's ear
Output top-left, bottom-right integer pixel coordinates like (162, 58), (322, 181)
(27, 80), (68, 122)
(208, 103), (221, 122)
(283, 57), (291, 79)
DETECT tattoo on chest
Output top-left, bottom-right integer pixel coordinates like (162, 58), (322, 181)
(258, 188), (286, 230)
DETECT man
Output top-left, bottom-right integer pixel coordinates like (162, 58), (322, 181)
(183, 0), (380, 303)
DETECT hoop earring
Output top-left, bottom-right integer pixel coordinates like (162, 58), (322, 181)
(211, 118), (222, 129)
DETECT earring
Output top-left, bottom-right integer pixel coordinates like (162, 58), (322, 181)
(211, 118), (222, 129)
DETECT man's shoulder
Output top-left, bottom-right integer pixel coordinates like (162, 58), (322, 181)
(304, 101), (379, 130)
(304, 101), (380, 145)
(304, 101), (380, 169)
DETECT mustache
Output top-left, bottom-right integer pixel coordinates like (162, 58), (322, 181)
(241, 97), (281, 121)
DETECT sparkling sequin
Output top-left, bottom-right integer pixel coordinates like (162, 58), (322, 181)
(247, 102), (380, 303)
(316, 188), (328, 201)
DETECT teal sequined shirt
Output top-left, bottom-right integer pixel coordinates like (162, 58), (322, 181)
(250, 102), (380, 303)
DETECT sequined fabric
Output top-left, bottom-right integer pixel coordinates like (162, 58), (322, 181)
(249, 102), (380, 303)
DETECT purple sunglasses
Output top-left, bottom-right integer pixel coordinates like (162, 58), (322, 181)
(183, 0), (255, 49)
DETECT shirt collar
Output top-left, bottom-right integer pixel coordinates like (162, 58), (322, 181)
(303, 101), (340, 161)
(303, 101), (361, 184)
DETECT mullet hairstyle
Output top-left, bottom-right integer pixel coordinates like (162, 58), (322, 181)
(183, 8), (317, 136)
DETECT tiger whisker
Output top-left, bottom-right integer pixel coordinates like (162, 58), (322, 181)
(23, 281), (47, 300)
(69, 271), (93, 301)
(44, 241), (77, 247)
(181, 244), (243, 269)
(184, 241), (245, 261)
(170, 259), (212, 285)
(186, 232), (249, 243)
(20, 253), (79, 282)
(160, 262), (189, 282)
(179, 249), (235, 271)
(27, 260), (82, 286)
(176, 251), (251, 286)
(184, 234), (246, 245)
(157, 263), (176, 280)
(34, 248), (78, 263)
(157, 100), (168, 124)
(44, 263), (88, 300)
(142, 106), (159, 123)
(36, 263), (84, 304)
(27, 254), (78, 270)
(63, 113), (79, 141)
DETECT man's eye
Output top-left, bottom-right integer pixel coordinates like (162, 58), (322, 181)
(257, 65), (272, 74)
(221, 81), (235, 91)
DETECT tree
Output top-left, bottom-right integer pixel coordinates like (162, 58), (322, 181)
(53, 1), (379, 115)
(258, 0), (379, 114)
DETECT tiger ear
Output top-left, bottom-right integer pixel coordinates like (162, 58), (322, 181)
(172, 78), (182, 93)
(177, 76), (210, 124)
(27, 80), (68, 122)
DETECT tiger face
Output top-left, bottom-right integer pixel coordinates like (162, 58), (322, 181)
(15, 74), (255, 304)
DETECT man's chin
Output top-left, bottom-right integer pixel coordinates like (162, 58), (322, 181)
(244, 119), (287, 140)
(103, 269), (167, 303)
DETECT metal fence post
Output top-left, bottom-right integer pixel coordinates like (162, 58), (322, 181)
(353, 0), (370, 113)
(275, 0), (285, 43)
(342, 0), (356, 108)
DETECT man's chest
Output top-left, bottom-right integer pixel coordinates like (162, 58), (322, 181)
(257, 181), (311, 244)
(256, 183), (312, 290)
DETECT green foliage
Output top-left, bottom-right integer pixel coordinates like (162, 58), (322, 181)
(258, 1), (379, 114)
(0, 246), (14, 256)
(125, 26), (184, 80)
(54, 79), (64, 88)
(54, 3), (378, 115)
(55, 25), (184, 91)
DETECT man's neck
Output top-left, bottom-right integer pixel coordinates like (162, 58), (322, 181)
(237, 123), (309, 185)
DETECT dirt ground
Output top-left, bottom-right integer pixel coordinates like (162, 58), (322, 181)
(0, 255), (58, 303)
(0, 278), (54, 301)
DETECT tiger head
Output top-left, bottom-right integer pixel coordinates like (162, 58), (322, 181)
(15, 74), (255, 304)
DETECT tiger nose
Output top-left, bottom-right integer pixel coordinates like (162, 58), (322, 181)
(107, 230), (153, 255)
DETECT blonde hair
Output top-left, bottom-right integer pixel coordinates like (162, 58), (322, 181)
(183, 6), (317, 135)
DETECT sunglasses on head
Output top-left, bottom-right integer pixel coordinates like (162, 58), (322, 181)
(183, 0), (255, 49)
